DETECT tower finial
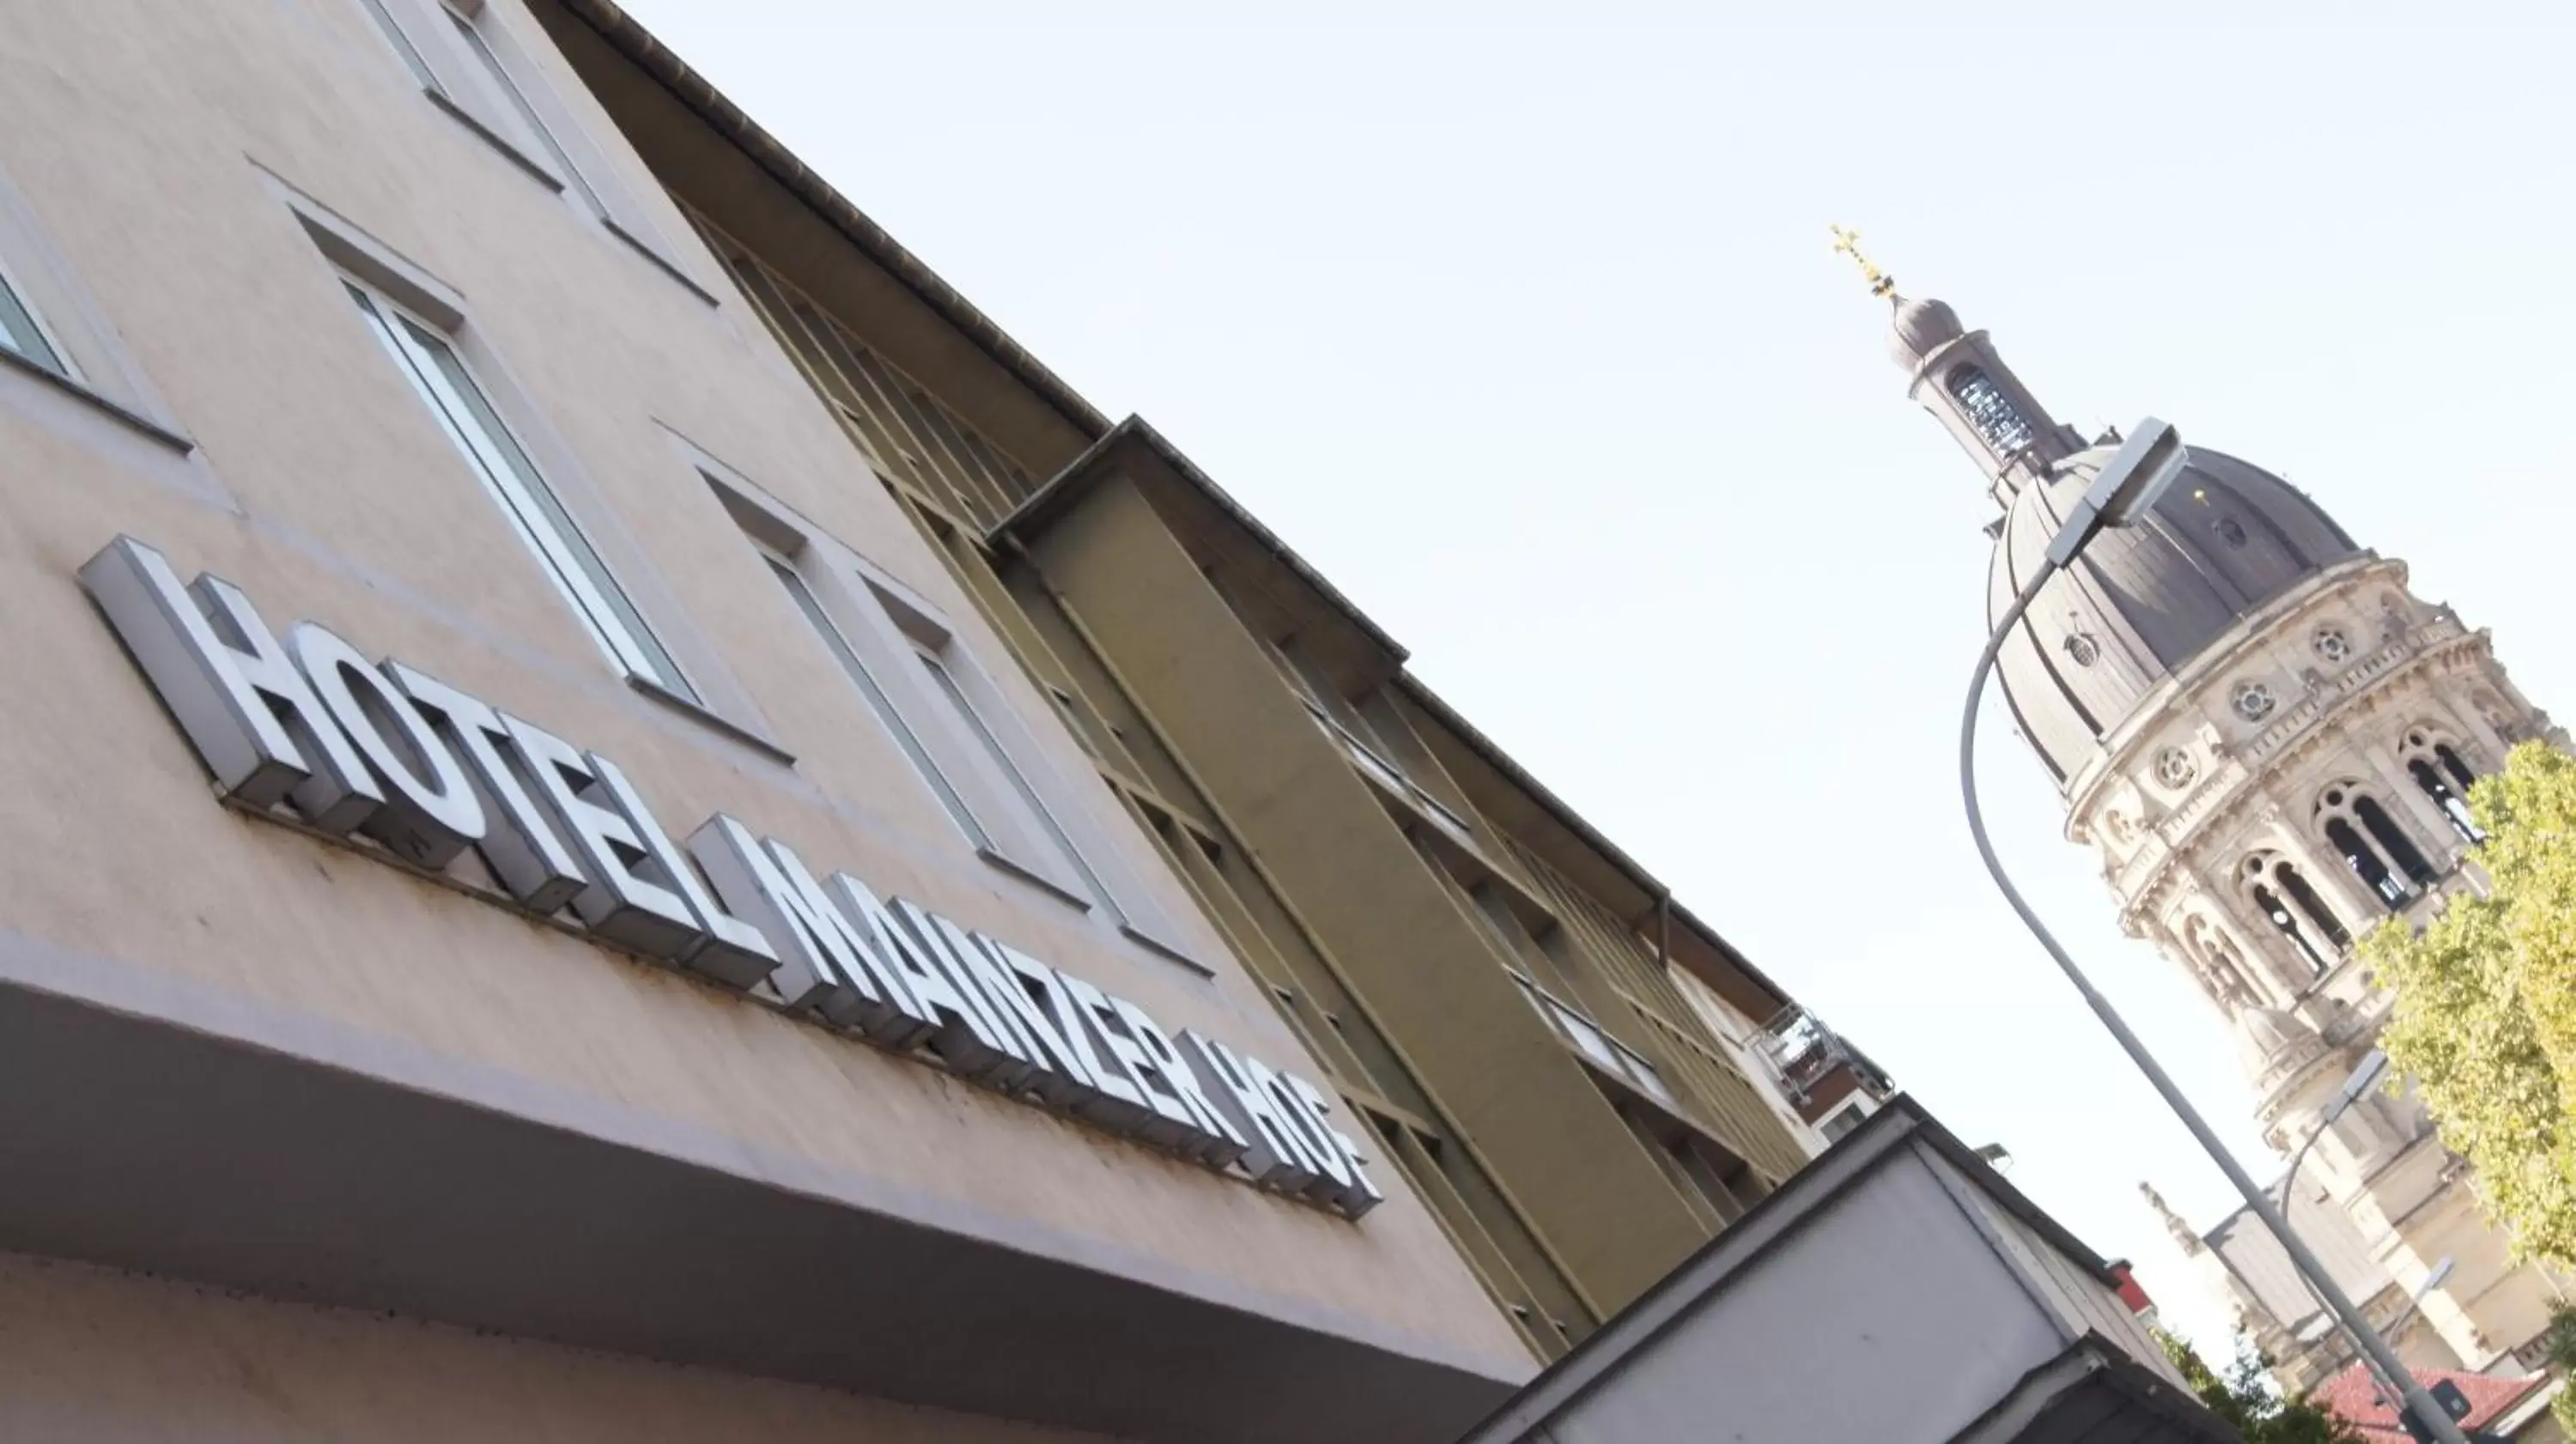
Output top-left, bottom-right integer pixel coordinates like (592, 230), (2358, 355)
(1829, 224), (1899, 306)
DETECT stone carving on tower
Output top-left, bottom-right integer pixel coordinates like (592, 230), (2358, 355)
(1838, 226), (2573, 1388)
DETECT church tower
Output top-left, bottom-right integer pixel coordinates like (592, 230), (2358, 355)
(1840, 228), (2572, 1386)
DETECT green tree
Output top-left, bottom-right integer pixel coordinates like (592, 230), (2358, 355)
(2364, 742), (2576, 1269)
(2540, 1304), (2576, 1435)
(2156, 1328), (2360, 1442)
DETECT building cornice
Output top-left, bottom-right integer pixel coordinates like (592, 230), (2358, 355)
(2085, 561), (2488, 927)
(2066, 555), (2401, 822)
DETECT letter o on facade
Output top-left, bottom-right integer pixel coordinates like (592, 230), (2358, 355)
(288, 622), (486, 865)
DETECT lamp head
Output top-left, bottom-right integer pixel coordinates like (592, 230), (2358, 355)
(2088, 417), (2188, 528)
(2041, 417), (2190, 568)
(2419, 1256), (2456, 1296)
(2324, 1048), (2391, 1124)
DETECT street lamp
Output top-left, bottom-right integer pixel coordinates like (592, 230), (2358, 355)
(1959, 419), (2471, 1444)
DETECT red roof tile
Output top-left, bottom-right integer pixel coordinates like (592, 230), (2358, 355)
(2312, 1362), (2549, 1441)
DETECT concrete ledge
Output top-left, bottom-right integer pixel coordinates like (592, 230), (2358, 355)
(0, 923), (1522, 1444)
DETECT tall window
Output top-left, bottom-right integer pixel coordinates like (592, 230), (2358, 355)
(355, 0), (441, 89)
(441, 3), (606, 219)
(2354, 796), (2435, 885)
(2317, 783), (2430, 907)
(0, 265), (64, 379)
(909, 637), (1129, 927)
(2245, 853), (2349, 974)
(762, 554), (991, 851)
(353, 0), (693, 288)
(1947, 365), (2036, 455)
(2324, 816), (2406, 908)
(344, 278), (691, 697)
(2403, 727), (2485, 844)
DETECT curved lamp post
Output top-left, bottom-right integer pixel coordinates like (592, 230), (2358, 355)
(1959, 419), (2470, 1444)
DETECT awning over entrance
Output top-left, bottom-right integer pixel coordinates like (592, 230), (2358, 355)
(1452, 1096), (2237, 1444)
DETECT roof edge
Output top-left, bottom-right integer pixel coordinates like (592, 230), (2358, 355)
(1391, 672), (1795, 1016)
(990, 414), (1410, 664)
(551, 0), (1113, 444)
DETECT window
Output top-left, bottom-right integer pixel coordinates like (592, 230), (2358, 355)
(2233, 680), (2277, 722)
(344, 276), (691, 696)
(0, 264), (65, 379)
(0, 160), (193, 464)
(353, 0), (700, 294)
(1511, 973), (1627, 1076)
(355, 0), (442, 89)
(2354, 796), (2435, 885)
(2324, 816), (2406, 909)
(1611, 1041), (1680, 1108)
(912, 638), (1129, 928)
(1947, 366), (2035, 455)
(1275, 639), (1478, 843)
(763, 553), (991, 851)
(2403, 727), (2486, 845)
(1818, 1106), (1866, 1143)
(2317, 782), (2433, 908)
(444, 3), (603, 216)
(2243, 852), (2349, 974)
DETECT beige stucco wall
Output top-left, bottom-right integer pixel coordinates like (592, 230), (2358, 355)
(0, 1250), (1115, 1444)
(0, 0), (1521, 1380)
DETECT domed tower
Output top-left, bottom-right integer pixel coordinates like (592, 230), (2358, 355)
(1840, 227), (2570, 1380)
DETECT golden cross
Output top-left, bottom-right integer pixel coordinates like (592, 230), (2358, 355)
(1828, 224), (1898, 300)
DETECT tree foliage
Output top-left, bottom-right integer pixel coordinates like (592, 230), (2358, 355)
(2157, 1328), (2360, 1442)
(2365, 743), (2576, 1269)
(2542, 1304), (2576, 1434)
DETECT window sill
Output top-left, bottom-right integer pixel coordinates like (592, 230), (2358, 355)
(0, 343), (192, 455)
(427, 89), (567, 197)
(1119, 924), (1214, 979)
(975, 846), (1093, 913)
(627, 674), (795, 768)
(605, 217), (721, 308)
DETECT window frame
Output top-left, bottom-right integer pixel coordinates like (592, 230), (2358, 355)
(340, 269), (696, 700)
(0, 162), (196, 473)
(0, 252), (72, 381)
(760, 543), (995, 853)
(908, 634), (1131, 928)
(349, 0), (711, 300)
(704, 469), (1202, 967)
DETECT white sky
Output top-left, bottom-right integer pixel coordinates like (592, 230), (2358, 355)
(610, 0), (2576, 1356)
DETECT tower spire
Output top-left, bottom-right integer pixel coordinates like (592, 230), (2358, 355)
(1828, 224), (1900, 307)
(1837, 228), (2080, 501)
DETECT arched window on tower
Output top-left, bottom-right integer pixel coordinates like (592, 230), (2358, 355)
(2325, 817), (2406, 908)
(2316, 784), (2416, 909)
(2402, 726), (2486, 844)
(1947, 366), (2036, 456)
(2243, 853), (2350, 976)
(2355, 796), (2435, 885)
(2439, 743), (2475, 789)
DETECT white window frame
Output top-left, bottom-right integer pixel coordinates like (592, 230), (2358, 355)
(0, 161), (196, 481)
(349, 0), (708, 299)
(707, 470), (1204, 970)
(341, 270), (694, 698)
(761, 542), (995, 852)
(907, 628), (1130, 929)
(0, 253), (71, 381)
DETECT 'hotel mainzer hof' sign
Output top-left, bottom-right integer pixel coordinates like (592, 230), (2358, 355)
(82, 537), (1382, 1219)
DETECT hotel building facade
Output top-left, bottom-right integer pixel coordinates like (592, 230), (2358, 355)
(0, 0), (1880, 1435)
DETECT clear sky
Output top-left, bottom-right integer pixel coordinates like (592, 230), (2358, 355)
(611, 0), (2576, 1355)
